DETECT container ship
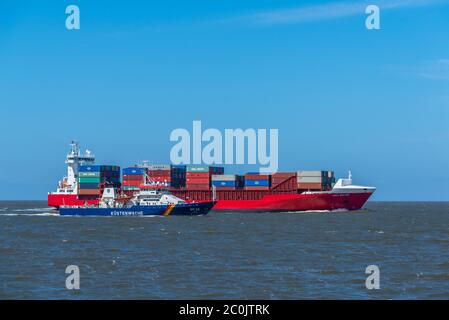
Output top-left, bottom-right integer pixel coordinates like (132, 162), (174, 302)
(48, 142), (376, 212)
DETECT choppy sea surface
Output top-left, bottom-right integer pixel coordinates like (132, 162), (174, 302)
(0, 201), (448, 300)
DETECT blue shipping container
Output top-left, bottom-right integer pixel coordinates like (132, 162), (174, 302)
(78, 183), (100, 189)
(212, 181), (236, 187)
(79, 165), (101, 172)
(244, 180), (270, 187)
(79, 165), (120, 172)
(171, 165), (187, 170)
(122, 167), (146, 175)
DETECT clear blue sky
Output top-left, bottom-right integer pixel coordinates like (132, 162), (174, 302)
(0, 0), (448, 200)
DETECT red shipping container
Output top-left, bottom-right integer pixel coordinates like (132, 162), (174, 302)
(272, 172), (296, 178)
(186, 172), (210, 178)
(149, 174), (170, 178)
(245, 174), (271, 180)
(186, 178), (210, 184)
(150, 177), (171, 181)
(148, 169), (170, 175)
(212, 187), (236, 191)
(122, 180), (142, 187)
(150, 175), (172, 179)
(149, 177), (170, 181)
(185, 184), (211, 190)
(271, 176), (297, 191)
(244, 186), (270, 191)
(186, 176), (209, 180)
(123, 174), (144, 181)
(272, 177), (295, 183)
(271, 173), (297, 190)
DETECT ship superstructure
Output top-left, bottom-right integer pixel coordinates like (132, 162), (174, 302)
(48, 141), (99, 207)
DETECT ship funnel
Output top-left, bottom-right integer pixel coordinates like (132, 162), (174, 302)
(102, 187), (117, 200)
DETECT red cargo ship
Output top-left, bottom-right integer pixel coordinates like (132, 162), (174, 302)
(48, 143), (376, 211)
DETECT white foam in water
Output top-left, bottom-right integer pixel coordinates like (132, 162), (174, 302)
(280, 208), (350, 214)
(329, 208), (350, 213)
(35, 212), (60, 216)
(0, 212), (59, 216)
(12, 208), (53, 212)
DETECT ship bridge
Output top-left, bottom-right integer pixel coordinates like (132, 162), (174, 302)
(65, 141), (96, 186)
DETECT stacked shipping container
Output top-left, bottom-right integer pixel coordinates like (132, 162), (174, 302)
(244, 173), (271, 190)
(297, 170), (335, 191)
(171, 165), (186, 188)
(78, 165), (121, 196)
(211, 174), (244, 191)
(147, 164), (171, 186)
(270, 172), (297, 191)
(122, 167), (146, 195)
(86, 163), (338, 198)
(186, 165), (224, 190)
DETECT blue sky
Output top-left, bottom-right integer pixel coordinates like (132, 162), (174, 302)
(0, 0), (448, 200)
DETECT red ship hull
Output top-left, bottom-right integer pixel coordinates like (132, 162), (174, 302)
(48, 193), (99, 209)
(212, 192), (373, 211)
(48, 190), (373, 212)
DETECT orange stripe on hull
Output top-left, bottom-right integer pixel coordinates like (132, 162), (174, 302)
(162, 204), (176, 216)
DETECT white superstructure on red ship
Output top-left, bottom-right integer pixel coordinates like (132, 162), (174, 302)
(48, 141), (99, 207)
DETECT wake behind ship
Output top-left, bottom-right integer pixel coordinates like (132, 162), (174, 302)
(48, 142), (376, 212)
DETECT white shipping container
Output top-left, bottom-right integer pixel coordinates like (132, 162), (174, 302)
(211, 174), (236, 181)
(297, 170), (323, 177)
(297, 176), (323, 183)
(147, 164), (171, 170)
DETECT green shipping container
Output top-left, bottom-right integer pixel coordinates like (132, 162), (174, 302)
(79, 177), (101, 183)
(123, 186), (140, 191)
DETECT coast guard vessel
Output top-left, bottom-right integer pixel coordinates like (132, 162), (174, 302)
(59, 186), (215, 216)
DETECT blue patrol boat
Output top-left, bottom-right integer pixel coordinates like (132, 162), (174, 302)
(59, 186), (215, 216)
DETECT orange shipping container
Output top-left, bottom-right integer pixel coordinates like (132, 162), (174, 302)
(297, 182), (323, 190)
(78, 189), (100, 195)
